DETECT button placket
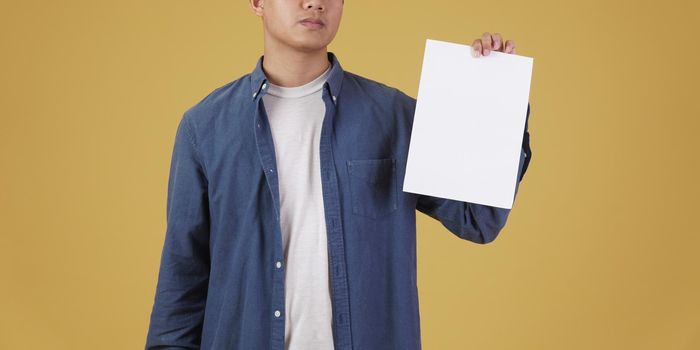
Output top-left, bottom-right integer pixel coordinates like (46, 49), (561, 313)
(319, 90), (354, 348)
(253, 91), (287, 344)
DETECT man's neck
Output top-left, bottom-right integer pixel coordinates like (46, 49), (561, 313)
(261, 41), (331, 88)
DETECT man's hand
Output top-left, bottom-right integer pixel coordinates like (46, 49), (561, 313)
(471, 32), (516, 57)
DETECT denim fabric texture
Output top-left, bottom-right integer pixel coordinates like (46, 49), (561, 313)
(145, 52), (532, 350)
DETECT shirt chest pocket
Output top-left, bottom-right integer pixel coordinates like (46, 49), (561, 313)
(346, 158), (398, 219)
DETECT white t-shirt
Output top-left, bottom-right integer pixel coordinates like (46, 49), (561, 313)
(262, 63), (335, 350)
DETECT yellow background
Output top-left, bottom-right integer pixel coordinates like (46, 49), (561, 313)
(1, 0), (698, 349)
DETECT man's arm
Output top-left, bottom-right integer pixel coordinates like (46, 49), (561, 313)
(145, 112), (211, 349)
(416, 103), (532, 244)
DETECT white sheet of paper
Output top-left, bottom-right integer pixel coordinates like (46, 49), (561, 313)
(403, 38), (533, 209)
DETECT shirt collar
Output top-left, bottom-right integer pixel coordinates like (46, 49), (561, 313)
(249, 51), (344, 104)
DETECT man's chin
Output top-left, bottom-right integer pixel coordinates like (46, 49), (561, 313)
(289, 41), (330, 53)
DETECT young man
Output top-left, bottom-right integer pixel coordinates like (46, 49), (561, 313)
(145, 0), (531, 349)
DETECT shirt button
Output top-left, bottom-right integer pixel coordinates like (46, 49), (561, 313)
(274, 310), (281, 318)
(257, 122), (261, 128)
(332, 95), (337, 102)
(276, 261), (282, 269)
(262, 83), (267, 89)
(253, 92), (257, 97)
(269, 168), (275, 173)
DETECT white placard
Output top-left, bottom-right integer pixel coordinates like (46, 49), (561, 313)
(403, 38), (533, 209)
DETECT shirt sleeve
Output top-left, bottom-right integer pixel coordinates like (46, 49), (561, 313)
(415, 102), (532, 244)
(145, 112), (211, 349)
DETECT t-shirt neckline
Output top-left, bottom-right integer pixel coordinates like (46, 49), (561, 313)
(265, 63), (332, 98)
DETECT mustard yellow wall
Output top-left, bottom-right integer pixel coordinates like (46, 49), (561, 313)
(1, 0), (698, 349)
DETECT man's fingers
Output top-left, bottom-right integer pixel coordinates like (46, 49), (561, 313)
(472, 39), (482, 57)
(473, 34), (515, 57)
(481, 32), (493, 55)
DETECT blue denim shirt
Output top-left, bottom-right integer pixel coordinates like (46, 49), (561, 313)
(146, 52), (532, 350)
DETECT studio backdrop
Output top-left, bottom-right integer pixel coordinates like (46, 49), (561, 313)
(1, 0), (698, 349)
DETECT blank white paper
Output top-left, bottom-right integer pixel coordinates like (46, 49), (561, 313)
(403, 38), (533, 209)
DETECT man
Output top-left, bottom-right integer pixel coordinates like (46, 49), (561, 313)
(145, 0), (531, 349)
